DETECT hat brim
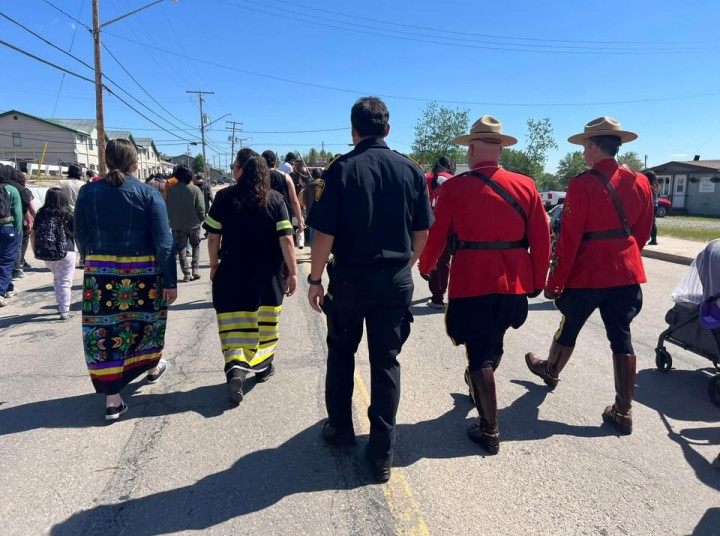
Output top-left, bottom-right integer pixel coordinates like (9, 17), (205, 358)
(453, 133), (518, 147)
(567, 129), (638, 145)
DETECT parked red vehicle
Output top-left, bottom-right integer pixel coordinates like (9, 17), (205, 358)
(657, 197), (672, 218)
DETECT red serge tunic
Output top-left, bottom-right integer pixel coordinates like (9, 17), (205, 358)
(419, 162), (551, 299)
(546, 158), (653, 295)
(425, 171), (454, 210)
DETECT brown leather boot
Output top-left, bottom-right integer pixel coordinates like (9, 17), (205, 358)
(464, 354), (502, 406)
(467, 368), (499, 455)
(525, 340), (574, 389)
(602, 354), (636, 435)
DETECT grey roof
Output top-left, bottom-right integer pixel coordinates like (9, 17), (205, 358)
(651, 159), (720, 173)
(49, 118), (96, 135)
(679, 160), (720, 170)
(105, 131), (137, 145)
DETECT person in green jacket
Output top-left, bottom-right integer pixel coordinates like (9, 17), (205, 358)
(0, 165), (23, 306)
(166, 165), (205, 282)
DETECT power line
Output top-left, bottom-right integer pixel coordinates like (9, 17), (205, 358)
(1, 13), (196, 139)
(262, 0), (719, 47)
(41, 0), (90, 30)
(101, 43), (196, 130)
(0, 38), (196, 144)
(51, 0), (86, 117)
(213, 0), (720, 55)
(100, 30), (720, 108)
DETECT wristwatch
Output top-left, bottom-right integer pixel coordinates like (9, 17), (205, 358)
(307, 274), (323, 286)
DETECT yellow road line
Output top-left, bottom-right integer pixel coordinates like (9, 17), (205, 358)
(353, 372), (431, 536)
(300, 261), (430, 535)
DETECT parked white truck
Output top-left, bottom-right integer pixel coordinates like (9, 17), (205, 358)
(540, 190), (566, 211)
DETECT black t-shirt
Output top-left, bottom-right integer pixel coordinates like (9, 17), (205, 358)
(203, 187), (292, 273)
(306, 138), (433, 265)
(269, 170), (292, 216)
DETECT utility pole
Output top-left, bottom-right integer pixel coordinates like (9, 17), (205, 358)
(92, 0), (106, 175)
(226, 120), (243, 165)
(187, 90), (214, 177)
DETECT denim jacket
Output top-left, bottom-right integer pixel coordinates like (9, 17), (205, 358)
(74, 175), (178, 288)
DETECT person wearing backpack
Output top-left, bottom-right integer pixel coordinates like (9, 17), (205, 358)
(31, 188), (75, 320)
(0, 165), (23, 307)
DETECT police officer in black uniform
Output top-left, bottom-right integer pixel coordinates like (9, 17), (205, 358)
(307, 97), (433, 483)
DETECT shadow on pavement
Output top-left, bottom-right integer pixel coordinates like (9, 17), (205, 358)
(689, 507), (720, 536)
(49, 421), (375, 536)
(635, 368), (720, 493)
(0, 312), (59, 329)
(25, 283), (82, 293)
(528, 301), (556, 312)
(0, 382), (237, 436)
(170, 300), (213, 311)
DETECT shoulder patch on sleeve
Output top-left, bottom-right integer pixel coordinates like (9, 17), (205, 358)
(315, 179), (326, 202)
(392, 150), (423, 169)
(324, 154), (343, 173)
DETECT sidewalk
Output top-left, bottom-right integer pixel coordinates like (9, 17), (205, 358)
(642, 235), (707, 266)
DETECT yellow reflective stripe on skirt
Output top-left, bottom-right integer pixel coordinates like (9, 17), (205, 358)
(204, 214), (222, 230)
(223, 344), (277, 367)
(276, 220), (292, 231)
(85, 254), (156, 262)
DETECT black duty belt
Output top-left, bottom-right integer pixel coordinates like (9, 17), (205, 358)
(581, 169), (632, 242)
(455, 237), (529, 251)
(449, 170), (529, 254)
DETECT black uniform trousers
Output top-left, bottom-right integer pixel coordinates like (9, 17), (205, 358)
(554, 285), (643, 355)
(445, 294), (529, 371)
(322, 261), (414, 461)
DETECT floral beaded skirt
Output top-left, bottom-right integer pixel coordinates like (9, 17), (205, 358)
(81, 255), (168, 395)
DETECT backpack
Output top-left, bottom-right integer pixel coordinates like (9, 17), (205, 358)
(33, 211), (68, 261)
(0, 186), (11, 221)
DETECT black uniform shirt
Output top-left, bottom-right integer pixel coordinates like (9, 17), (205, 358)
(307, 138), (433, 265)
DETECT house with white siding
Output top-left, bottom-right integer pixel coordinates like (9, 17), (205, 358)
(0, 110), (100, 171)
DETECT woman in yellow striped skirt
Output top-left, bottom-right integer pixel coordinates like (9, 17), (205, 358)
(204, 149), (297, 404)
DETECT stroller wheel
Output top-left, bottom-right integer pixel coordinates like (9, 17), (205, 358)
(655, 348), (672, 373)
(708, 376), (720, 408)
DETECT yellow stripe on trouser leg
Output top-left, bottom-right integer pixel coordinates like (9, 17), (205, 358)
(553, 315), (567, 341)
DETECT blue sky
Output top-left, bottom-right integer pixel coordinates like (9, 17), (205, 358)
(1, 0), (719, 171)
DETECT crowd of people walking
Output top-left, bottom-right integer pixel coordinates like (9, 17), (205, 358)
(4, 95), (679, 481)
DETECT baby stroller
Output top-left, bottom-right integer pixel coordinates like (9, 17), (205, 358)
(655, 240), (720, 407)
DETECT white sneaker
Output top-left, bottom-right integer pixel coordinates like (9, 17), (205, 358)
(0, 296), (6, 307)
(4, 290), (16, 298)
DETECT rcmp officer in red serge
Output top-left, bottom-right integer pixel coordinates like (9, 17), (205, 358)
(419, 116), (551, 454)
(306, 97), (433, 482)
(524, 117), (653, 435)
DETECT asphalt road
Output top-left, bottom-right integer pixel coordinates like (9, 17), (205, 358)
(1, 247), (718, 536)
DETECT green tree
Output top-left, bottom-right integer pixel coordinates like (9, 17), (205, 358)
(555, 151), (586, 188)
(618, 151), (644, 171)
(412, 101), (470, 167)
(536, 172), (559, 191)
(499, 148), (534, 176)
(304, 148), (319, 166)
(524, 118), (558, 178)
(192, 153), (205, 174)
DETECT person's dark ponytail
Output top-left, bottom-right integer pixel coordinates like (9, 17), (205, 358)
(104, 139), (137, 187)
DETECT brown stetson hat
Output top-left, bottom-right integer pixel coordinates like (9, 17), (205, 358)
(568, 116), (638, 145)
(453, 115), (518, 147)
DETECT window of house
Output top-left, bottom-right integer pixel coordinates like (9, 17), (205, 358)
(88, 137), (94, 150)
(12, 133), (21, 147)
(90, 164), (96, 171)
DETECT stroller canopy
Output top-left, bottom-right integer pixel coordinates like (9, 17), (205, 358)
(672, 239), (720, 305)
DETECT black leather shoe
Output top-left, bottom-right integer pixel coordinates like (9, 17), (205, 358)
(255, 364), (275, 383)
(227, 370), (247, 405)
(320, 420), (356, 447)
(365, 445), (391, 483)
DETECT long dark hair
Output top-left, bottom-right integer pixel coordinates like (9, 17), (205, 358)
(430, 156), (455, 190)
(105, 139), (137, 186)
(232, 149), (270, 211)
(37, 188), (73, 234)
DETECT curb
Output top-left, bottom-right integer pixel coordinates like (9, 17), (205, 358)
(642, 249), (693, 266)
